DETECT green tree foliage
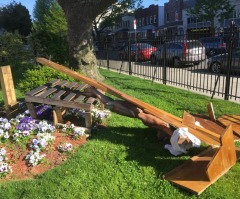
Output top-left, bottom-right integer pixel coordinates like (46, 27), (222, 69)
(0, 1), (32, 36)
(93, 0), (143, 40)
(0, 32), (33, 67)
(30, 1), (68, 63)
(33, 0), (54, 22)
(187, 0), (234, 32)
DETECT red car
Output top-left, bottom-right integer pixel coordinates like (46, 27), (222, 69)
(119, 43), (157, 61)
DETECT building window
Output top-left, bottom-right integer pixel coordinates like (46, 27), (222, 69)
(166, 13), (169, 22)
(139, 18), (141, 26)
(146, 16), (149, 25)
(150, 16), (153, 24)
(154, 15), (157, 23)
(175, 12), (179, 21)
(142, 17), (145, 26)
(233, 9), (240, 19)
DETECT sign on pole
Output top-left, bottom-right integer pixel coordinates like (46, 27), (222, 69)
(133, 19), (136, 30)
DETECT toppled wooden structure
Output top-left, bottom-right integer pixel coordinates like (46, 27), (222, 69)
(25, 79), (99, 130)
(36, 57), (239, 195)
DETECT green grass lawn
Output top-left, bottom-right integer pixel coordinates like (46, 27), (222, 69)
(0, 68), (240, 199)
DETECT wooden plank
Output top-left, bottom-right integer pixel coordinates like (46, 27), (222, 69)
(38, 88), (58, 98)
(63, 92), (76, 102)
(26, 102), (37, 119)
(51, 90), (66, 100)
(217, 115), (240, 137)
(26, 85), (48, 96)
(0, 66), (17, 106)
(25, 95), (92, 111)
(64, 82), (79, 89)
(207, 102), (216, 121)
(163, 125), (236, 195)
(86, 97), (96, 104)
(85, 111), (92, 129)
(75, 84), (88, 91)
(48, 79), (61, 86)
(74, 95), (86, 103)
(53, 107), (63, 125)
(36, 58), (221, 146)
(206, 125), (236, 181)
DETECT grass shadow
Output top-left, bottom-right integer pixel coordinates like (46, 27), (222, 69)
(91, 125), (207, 176)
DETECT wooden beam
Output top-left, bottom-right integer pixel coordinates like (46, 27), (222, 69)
(0, 65), (17, 107)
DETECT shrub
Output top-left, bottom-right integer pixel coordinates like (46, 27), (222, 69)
(17, 65), (76, 93)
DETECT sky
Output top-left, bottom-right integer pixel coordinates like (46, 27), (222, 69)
(0, 0), (168, 18)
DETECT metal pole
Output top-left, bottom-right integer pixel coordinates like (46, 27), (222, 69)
(128, 37), (132, 75)
(106, 38), (109, 70)
(224, 21), (235, 100)
(163, 28), (167, 84)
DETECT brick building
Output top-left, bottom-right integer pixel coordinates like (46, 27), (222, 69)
(134, 4), (164, 39)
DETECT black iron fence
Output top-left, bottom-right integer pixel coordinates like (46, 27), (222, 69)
(95, 22), (240, 103)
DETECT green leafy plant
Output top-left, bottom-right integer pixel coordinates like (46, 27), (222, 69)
(17, 66), (76, 93)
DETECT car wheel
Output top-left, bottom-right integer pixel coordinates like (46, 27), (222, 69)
(150, 56), (157, 65)
(173, 57), (180, 67)
(210, 62), (222, 73)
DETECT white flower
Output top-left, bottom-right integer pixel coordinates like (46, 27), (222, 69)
(3, 132), (9, 139)
(0, 148), (6, 156)
(0, 129), (3, 136)
(58, 143), (73, 152)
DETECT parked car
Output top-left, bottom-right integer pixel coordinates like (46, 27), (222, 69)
(199, 36), (227, 57)
(119, 43), (157, 61)
(207, 49), (240, 73)
(150, 40), (206, 67)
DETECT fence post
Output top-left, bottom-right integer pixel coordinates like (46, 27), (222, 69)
(224, 21), (236, 100)
(162, 28), (167, 84)
(128, 37), (132, 75)
(106, 38), (109, 70)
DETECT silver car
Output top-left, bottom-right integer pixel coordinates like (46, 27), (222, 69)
(207, 49), (240, 73)
(150, 40), (206, 67)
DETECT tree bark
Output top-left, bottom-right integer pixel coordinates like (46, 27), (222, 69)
(58, 0), (116, 81)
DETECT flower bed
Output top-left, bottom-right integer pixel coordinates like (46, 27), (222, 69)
(0, 105), (111, 181)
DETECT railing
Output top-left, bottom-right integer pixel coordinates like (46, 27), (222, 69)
(95, 22), (240, 103)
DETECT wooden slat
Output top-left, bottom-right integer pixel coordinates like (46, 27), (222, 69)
(64, 82), (79, 89)
(51, 90), (66, 100)
(26, 85), (48, 96)
(86, 97), (96, 104)
(38, 88), (58, 98)
(74, 95), (86, 103)
(75, 84), (88, 91)
(48, 79), (61, 86)
(63, 92), (76, 102)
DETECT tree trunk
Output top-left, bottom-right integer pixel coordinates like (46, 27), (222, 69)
(58, 0), (116, 81)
